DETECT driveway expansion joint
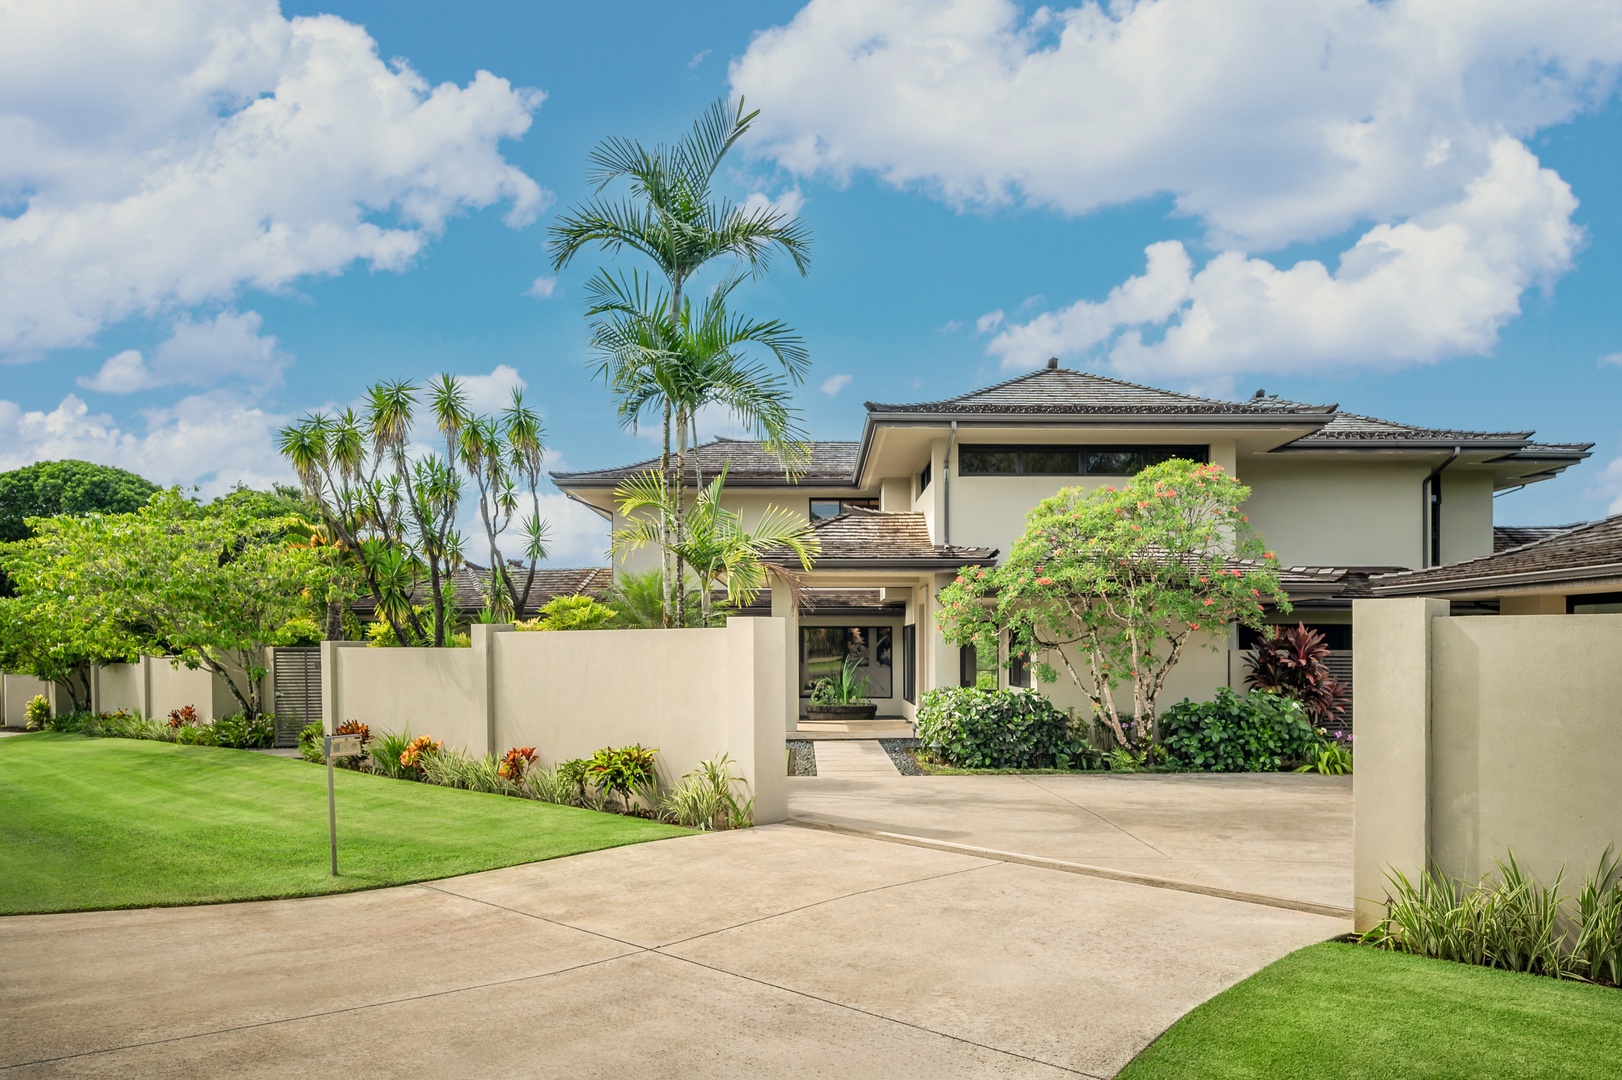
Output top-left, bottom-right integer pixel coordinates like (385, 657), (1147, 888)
(786, 818), (1355, 920)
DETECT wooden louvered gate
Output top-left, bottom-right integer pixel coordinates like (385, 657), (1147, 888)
(271, 648), (322, 747)
(1324, 649), (1354, 734)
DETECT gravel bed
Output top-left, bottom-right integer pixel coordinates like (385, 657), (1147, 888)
(878, 738), (925, 776)
(787, 740), (816, 777)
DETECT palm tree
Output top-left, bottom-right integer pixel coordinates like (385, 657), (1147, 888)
(612, 467), (819, 626)
(585, 269), (809, 625)
(549, 96), (812, 624)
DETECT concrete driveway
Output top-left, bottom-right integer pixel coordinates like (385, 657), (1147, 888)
(0, 775), (1350, 1079)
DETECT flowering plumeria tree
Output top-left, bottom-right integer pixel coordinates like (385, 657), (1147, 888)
(937, 459), (1288, 754)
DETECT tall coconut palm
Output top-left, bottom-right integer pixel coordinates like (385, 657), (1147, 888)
(549, 96), (812, 624)
(585, 268), (809, 625)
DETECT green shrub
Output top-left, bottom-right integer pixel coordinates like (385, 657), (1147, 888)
(23, 694), (51, 730)
(297, 722), (325, 764)
(368, 730), (417, 780)
(213, 713), (274, 749)
(1159, 688), (1317, 772)
(585, 744), (658, 812)
(43, 709), (94, 733)
(663, 754), (753, 829)
(807, 657), (871, 707)
(515, 595), (618, 631)
(1366, 848), (1622, 986)
(519, 765), (579, 805)
(915, 687), (1093, 770)
(420, 748), (509, 794)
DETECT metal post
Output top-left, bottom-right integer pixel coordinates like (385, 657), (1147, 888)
(327, 746), (339, 876)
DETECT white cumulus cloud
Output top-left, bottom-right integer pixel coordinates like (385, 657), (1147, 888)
(0, 391), (291, 498)
(526, 276), (558, 299)
(0, 0), (547, 356)
(820, 373), (853, 396)
(733, 0), (1622, 381)
(78, 310), (291, 393)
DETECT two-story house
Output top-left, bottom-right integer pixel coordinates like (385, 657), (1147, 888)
(553, 361), (1590, 728)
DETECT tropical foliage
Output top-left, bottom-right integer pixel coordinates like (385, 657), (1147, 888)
(0, 490), (331, 717)
(276, 376), (550, 645)
(807, 656), (871, 707)
(0, 460), (158, 545)
(611, 467), (818, 625)
(551, 96), (813, 625)
(1245, 622), (1351, 726)
(914, 687), (1096, 770)
(514, 594), (619, 631)
(1159, 688), (1319, 772)
(937, 459), (1287, 754)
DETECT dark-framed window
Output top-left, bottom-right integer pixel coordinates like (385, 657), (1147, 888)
(957, 444), (1209, 477)
(959, 644), (998, 689)
(801, 626), (892, 697)
(1008, 646), (1031, 688)
(901, 625), (917, 703)
(1569, 591), (1622, 614)
(809, 497), (880, 522)
(917, 459), (932, 495)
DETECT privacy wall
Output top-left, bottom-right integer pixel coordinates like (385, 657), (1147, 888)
(322, 618), (790, 824)
(1352, 599), (1622, 931)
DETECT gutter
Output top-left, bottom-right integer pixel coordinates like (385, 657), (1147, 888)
(1372, 561), (1622, 598)
(1423, 446), (1461, 568)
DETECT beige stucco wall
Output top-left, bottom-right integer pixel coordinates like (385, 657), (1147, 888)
(1241, 457), (1429, 568)
(1429, 614), (1622, 886)
(95, 663), (143, 714)
(147, 660), (231, 721)
(324, 620), (789, 823)
(325, 643), (488, 753)
(1437, 470), (1494, 565)
(1352, 600), (1622, 931)
(2, 673), (54, 726)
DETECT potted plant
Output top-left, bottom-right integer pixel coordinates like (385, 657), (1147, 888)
(805, 657), (878, 721)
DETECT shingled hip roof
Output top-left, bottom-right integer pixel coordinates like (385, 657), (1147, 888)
(766, 507), (997, 570)
(865, 367), (1338, 419)
(551, 437), (859, 487)
(1372, 515), (1622, 596)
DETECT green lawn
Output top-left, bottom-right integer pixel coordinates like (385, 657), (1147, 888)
(1120, 942), (1622, 1079)
(0, 733), (688, 914)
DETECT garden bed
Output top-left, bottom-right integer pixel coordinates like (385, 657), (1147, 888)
(1118, 942), (1622, 1079)
(0, 733), (687, 914)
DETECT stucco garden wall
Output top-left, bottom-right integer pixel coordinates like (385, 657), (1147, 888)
(322, 618), (789, 824)
(1352, 598), (1622, 931)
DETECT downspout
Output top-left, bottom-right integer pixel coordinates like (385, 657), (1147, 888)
(1423, 447), (1461, 568)
(944, 420), (958, 546)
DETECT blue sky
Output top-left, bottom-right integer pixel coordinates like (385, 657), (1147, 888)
(2, 0), (1620, 563)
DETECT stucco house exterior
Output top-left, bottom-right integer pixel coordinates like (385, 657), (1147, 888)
(553, 362), (1591, 727)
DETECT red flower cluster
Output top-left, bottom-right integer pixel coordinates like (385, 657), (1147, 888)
(166, 704), (199, 729)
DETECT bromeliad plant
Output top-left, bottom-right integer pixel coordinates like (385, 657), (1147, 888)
(938, 460), (1287, 755)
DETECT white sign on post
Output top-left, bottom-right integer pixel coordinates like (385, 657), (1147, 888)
(323, 733), (365, 875)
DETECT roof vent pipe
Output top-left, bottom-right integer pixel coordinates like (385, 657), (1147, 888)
(1046, 357), (1059, 370)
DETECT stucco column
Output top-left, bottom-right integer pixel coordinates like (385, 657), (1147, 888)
(770, 585), (800, 731)
(728, 616), (788, 824)
(471, 623), (511, 758)
(1351, 596), (1448, 931)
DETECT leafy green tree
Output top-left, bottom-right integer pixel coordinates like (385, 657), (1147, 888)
(0, 490), (332, 717)
(0, 460), (158, 543)
(550, 96), (812, 625)
(277, 377), (550, 645)
(937, 460), (1288, 754)
(612, 467), (818, 626)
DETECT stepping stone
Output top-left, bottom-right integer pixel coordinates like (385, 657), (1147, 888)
(813, 740), (900, 778)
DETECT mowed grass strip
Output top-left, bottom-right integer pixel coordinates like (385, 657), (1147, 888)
(0, 733), (688, 914)
(1119, 942), (1622, 1080)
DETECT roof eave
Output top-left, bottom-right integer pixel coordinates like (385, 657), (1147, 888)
(1372, 561), (1622, 597)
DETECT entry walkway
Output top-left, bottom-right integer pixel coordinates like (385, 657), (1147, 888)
(811, 739), (900, 778)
